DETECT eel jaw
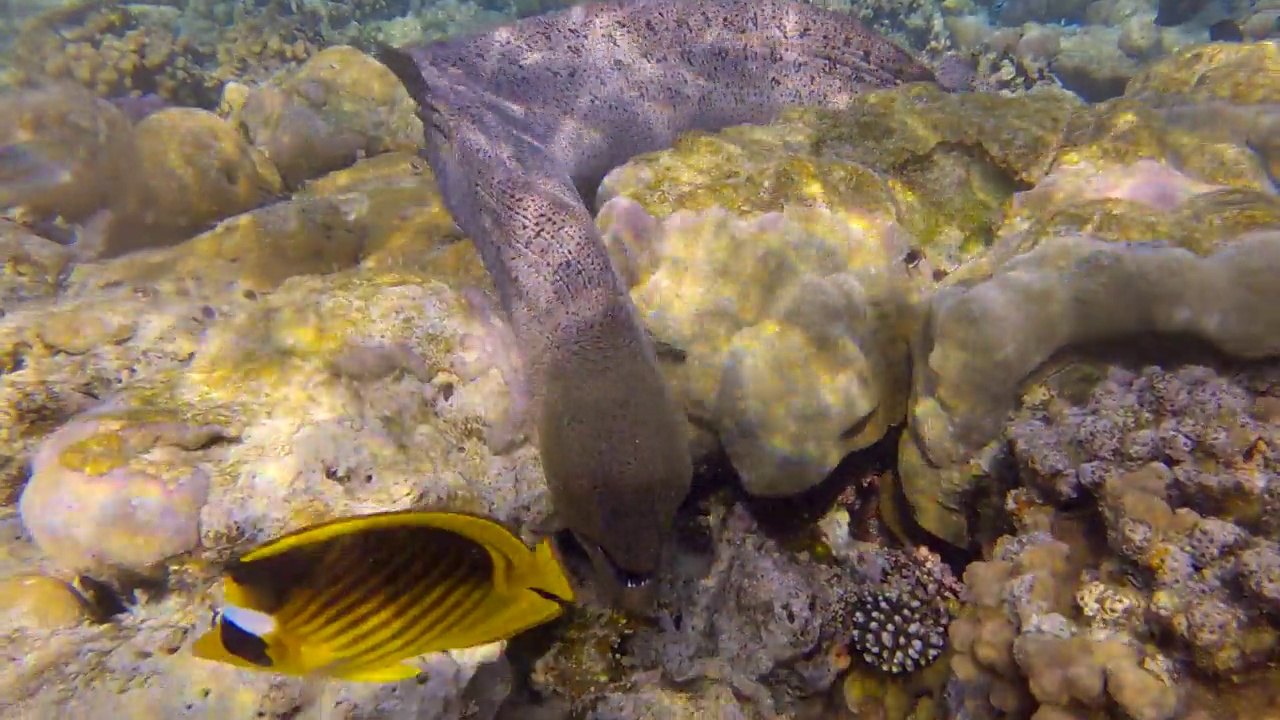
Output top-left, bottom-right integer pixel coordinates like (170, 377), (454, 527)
(575, 531), (660, 615)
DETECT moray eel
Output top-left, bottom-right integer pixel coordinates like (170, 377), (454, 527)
(380, 0), (935, 611)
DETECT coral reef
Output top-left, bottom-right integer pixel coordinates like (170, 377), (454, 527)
(0, 17), (1278, 720)
(949, 361), (1280, 719)
(0, 0), (567, 108)
(526, 500), (961, 718)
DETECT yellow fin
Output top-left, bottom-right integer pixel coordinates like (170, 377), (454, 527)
(239, 511), (526, 564)
(331, 662), (422, 682)
(528, 537), (575, 603)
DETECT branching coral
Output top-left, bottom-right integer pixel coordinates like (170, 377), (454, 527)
(950, 361), (1280, 719)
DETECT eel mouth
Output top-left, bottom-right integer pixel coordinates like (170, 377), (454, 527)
(575, 532), (660, 615)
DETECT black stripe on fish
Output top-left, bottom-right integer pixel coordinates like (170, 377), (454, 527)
(385, 563), (488, 654)
(302, 532), (431, 643)
(350, 559), (489, 668)
(283, 536), (381, 632)
(299, 528), (429, 634)
(326, 543), (462, 656)
(220, 612), (274, 667)
(329, 536), (483, 658)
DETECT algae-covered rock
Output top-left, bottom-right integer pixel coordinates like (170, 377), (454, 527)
(71, 196), (365, 296)
(0, 83), (136, 222)
(1052, 98), (1276, 192)
(297, 151), (471, 274)
(67, 152), (464, 297)
(598, 81), (1277, 511)
(0, 221), (72, 304)
(1051, 27), (1141, 102)
(229, 46), (425, 189)
(101, 107), (284, 257)
(1124, 42), (1280, 180)
(2, 238), (540, 718)
(595, 87), (1086, 497)
(601, 85), (1080, 275)
(0, 574), (89, 631)
(1125, 41), (1280, 105)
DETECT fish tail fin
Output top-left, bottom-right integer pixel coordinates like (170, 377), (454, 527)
(530, 537), (575, 604)
(332, 662), (422, 683)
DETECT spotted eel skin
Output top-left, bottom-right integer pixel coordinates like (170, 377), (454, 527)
(379, 0), (935, 609)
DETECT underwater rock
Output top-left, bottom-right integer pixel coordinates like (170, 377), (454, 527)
(67, 151), (463, 298)
(1125, 42), (1280, 179)
(1051, 28), (1142, 102)
(228, 46), (425, 190)
(596, 86), (1084, 498)
(0, 83), (136, 222)
(896, 102), (1280, 543)
(18, 403), (227, 579)
(2, 243), (546, 716)
(0, 574), (89, 631)
(1125, 41), (1280, 105)
(97, 108), (284, 258)
(35, 305), (135, 355)
(0, 221), (72, 304)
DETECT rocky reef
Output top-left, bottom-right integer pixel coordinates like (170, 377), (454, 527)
(0, 12), (1278, 720)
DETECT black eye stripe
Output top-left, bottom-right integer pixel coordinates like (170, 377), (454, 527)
(220, 614), (274, 668)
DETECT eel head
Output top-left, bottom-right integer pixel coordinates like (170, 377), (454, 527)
(538, 304), (692, 613)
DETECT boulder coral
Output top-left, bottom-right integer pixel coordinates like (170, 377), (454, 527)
(597, 198), (922, 497)
(18, 402), (229, 579)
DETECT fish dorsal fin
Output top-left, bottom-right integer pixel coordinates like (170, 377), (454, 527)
(239, 510), (530, 559)
(237, 511), (472, 563)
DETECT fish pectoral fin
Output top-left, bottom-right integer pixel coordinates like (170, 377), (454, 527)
(332, 663), (423, 683)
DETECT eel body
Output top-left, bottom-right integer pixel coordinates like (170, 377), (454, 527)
(380, 0), (934, 608)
